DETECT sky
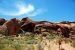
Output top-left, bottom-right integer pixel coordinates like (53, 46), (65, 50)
(0, 0), (75, 22)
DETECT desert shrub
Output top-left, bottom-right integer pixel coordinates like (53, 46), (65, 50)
(0, 38), (11, 44)
(0, 44), (5, 49)
(41, 32), (49, 37)
(1, 47), (16, 50)
(25, 39), (37, 44)
(46, 33), (58, 40)
(0, 31), (63, 50)
(11, 43), (22, 50)
(71, 39), (75, 47)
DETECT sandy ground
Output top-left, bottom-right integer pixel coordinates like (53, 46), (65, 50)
(41, 38), (75, 50)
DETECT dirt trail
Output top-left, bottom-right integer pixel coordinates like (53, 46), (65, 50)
(42, 38), (75, 50)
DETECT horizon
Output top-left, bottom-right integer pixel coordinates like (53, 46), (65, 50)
(0, 0), (75, 22)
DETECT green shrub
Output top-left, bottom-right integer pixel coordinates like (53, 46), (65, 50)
(71, 39), (75, 47)
(1, 47), (15, 50)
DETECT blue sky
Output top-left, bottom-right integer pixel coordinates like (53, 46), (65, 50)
(0, 0), (75, 22)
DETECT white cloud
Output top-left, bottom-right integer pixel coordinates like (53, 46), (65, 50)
(0, 2), (46, 17)
(27, 8), (46, 16)
(15, 3), (35, 15)
(0, 3), (35, 16)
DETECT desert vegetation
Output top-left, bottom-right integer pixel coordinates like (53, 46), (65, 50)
(0, 31), (75, 50)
